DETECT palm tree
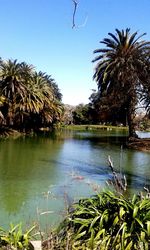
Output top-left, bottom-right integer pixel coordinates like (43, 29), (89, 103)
(0, 59), (63, 131)
(35, 72), (63, 126)
(0, 59), (27, 126)
(20, 62), (34, 84)
(45, 74), (62, 101)
(92, 28), (150, 137)
(25, 71), (63, 128)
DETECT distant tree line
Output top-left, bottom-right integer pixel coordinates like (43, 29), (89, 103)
(68, 101), (127, 126)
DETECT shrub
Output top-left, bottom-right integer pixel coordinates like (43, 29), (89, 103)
(57, 191), (150, 249)
(0, 223), (35, 250)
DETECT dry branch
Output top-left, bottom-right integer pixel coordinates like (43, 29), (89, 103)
(72, 0), (78, 29)
(71, 0), (88, 29)
(107, 155), (127, 193)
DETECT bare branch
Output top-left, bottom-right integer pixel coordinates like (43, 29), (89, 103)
(72, 0), (78, 29)
(108, 155), (127, 193)
(71, 0), (88, 29)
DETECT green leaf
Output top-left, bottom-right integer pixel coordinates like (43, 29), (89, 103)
(113, 215), (119, 226)
(95, 229), (106, 240)
(132, 194), (137, 204)
(74, 230), (86, 241)
(144, 241), (149, 250)
(119, 206), (125, 219)
(89, 229), (95, 249)
(73, 218), (90, 226)
(139, 199), (150, 210)
(147, 221), (150, 236)
(90, 215), (100, 230)
(9, 223), (20, 234)
(144, 210), (150, 220)
(76, 224), (87, 235)
(26, 225), (36, 235)
(133, 206), (138, 218)
(121, 223), (127, 250)
(99, 210), (108, 228)
(125, 241), (133, 250)
(112, 222), (126, 248)
(1, 236), (10, 244)
(140, 231), (145, 242)
(105, 235), (111, 250)
(135, 218), (143, 228)
(17, 241), (23, 248)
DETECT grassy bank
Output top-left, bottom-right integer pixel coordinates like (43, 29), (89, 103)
(63, 124), (128, 131)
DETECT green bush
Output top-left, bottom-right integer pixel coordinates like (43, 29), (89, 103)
(57, 191), (150, 249)
(0, 223), (35, 250)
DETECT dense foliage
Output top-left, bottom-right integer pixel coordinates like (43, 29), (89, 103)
(92, 28), (150, 137)
(72, 104), (91, 125)
(56, 191), (150, 249)
(89, 90), (127, 125)
(0, 59), (63, 132)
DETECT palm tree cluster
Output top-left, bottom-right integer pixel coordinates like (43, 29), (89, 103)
(0, 59), (63, 132)
(92, 28), (150, 137)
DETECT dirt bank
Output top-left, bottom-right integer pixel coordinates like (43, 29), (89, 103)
(127, 137), (150, 152)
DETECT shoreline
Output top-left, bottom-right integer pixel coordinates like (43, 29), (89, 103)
(1, 125), (150, 152)
(127, 137), (150, 152)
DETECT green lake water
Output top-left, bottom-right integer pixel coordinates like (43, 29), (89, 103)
(0, 129), (150, 230)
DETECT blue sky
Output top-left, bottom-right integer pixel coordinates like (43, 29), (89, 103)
(0, 0), (150, 105)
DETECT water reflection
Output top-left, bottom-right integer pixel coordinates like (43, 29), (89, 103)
(0, 136), (64, 215)
(0, 129), (149, 227)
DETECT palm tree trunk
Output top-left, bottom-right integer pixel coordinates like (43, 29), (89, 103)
(126, 97), (138, 138)
(127, 111), (137, 138)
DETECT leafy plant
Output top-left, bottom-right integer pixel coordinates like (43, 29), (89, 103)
(0, 223), (36, 250)
(57, 191), (150, 249)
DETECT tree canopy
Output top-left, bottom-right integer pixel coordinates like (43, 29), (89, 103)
(92, 28), (150, 137)
(0, 58), (63, 132)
